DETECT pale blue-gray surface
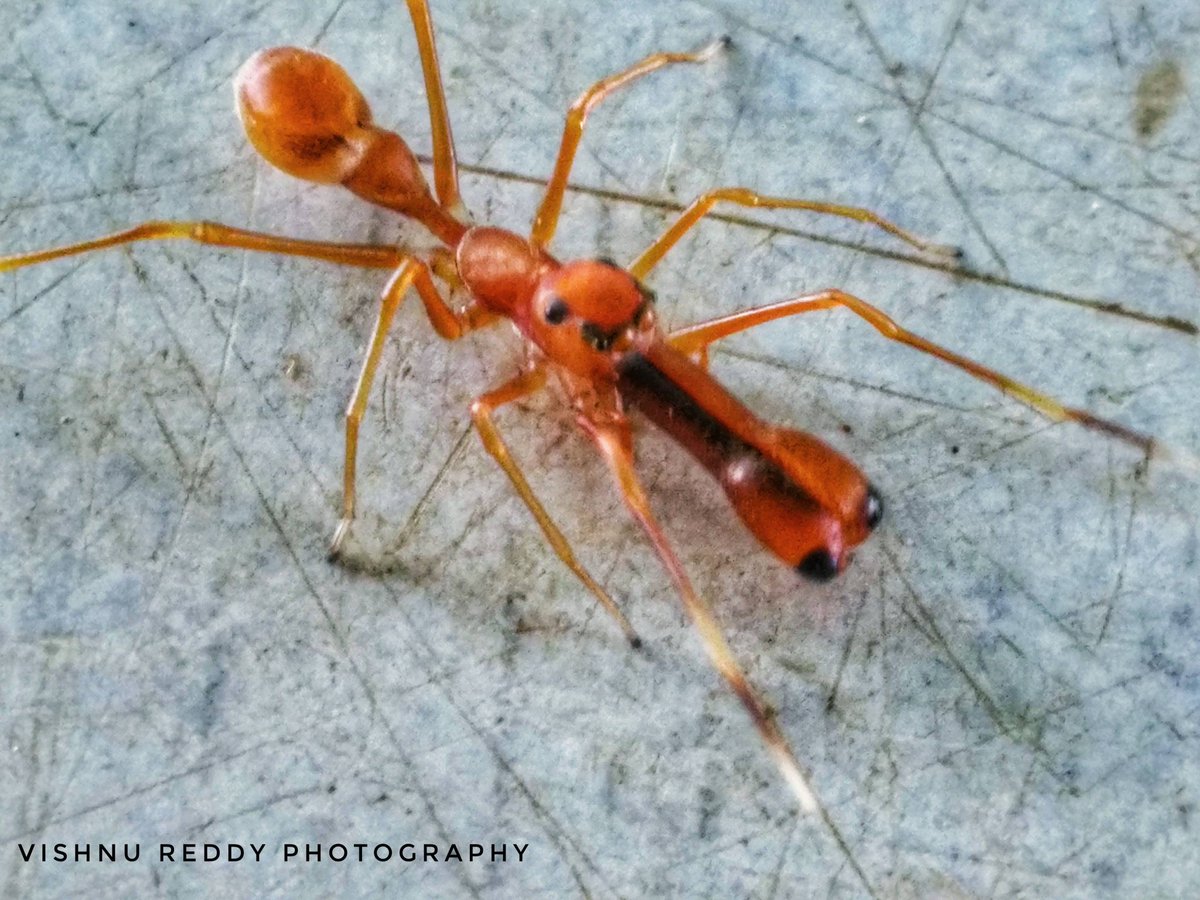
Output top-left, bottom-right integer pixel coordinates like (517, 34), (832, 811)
(2, 1), (1198, 897)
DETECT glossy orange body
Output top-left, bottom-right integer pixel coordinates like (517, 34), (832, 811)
(236, 47), (465, 245)
(235, 48), (881, 576)
(7, 3), (1153, 834)
(616, 343), (879, 576)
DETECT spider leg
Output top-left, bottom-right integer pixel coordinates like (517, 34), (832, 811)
(402, 0), (466, 216)
(629, 186), (958, 280)
(0, 221), (406, 273)
(330, 256), (484, 558)
(470, 367), (641, 646)
(581, 415), (821, 810)
(531, 39), (726, 248)
(668, 288), (1156, 455)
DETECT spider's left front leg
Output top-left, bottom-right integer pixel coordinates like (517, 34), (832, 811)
(578, 414), (824, 813)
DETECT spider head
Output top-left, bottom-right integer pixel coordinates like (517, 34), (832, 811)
(529, 258), (658, 378)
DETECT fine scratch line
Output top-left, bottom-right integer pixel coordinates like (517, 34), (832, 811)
(428, 156), (1197, 336)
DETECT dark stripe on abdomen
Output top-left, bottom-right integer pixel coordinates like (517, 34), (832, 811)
(615, 351), (751, 473)
(615, 350), (817, 513)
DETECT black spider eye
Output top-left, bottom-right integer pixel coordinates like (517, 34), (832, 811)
(796, 549), (838, 582)
(864, 484), (884, 530)
(637, 283), (657, 305)
(545, 297), (569, 325)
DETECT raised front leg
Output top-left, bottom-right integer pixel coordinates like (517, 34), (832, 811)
(579, 415), (823, 809)
(530, 39), (727, 248)
(579, 414), (882, 892)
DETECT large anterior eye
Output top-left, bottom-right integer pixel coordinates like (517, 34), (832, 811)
(545, 297), (569, 324)
(632, 299), (650, 326)
(796, 548), (838, 581)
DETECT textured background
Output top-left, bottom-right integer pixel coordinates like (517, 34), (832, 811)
(2, 0), (1198, 897)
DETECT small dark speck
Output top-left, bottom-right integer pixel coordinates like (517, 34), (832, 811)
(160, 348), (169, 360)
(951, 445), (960, 455)
(327, 783), (337, 794)
(840, 423), (853, 435)
(1148, 651), (1182, 683)
(16, 384), (24, 402)
(1164, 315), (1197, 336)
(372, 792), (389, 804)
(698, 785), (718, 839)
(1134, 59), (1185, 139)
(886, 61), (906, 77)
(1090, 858), (1122, 890)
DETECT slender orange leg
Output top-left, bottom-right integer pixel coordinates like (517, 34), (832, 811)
(669, 289), (1157, 456)
(330, 257), (481, 559)
(581, 417), (848, 821)
(628, 187), (960, 280)
(404, 0), (465, 217)
(471, 368), (641, 647)
(0, 221), (406, 273)
(530, 39), (727, 248)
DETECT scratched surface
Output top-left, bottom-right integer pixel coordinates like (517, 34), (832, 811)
(2, 0), (1198, 897)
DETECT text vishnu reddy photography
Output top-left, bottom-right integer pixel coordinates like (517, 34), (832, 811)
(14, 842), (530, 864)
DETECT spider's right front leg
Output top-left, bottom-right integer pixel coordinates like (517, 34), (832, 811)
(468, 367), (641, 647)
